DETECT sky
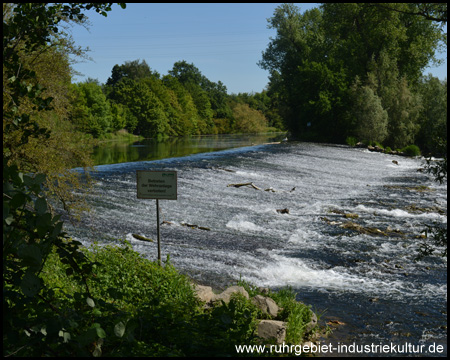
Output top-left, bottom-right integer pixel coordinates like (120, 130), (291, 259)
(69, 3), (447, 95)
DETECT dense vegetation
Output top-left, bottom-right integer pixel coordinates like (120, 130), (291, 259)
(70, 59), (283, 139)
(260, 3), (447, 155)
(3, 2), (447, 357)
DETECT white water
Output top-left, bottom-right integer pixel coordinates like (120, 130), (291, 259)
(68, 142), (447, 355)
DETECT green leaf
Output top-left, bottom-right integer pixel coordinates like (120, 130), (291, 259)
(59, 330), (71, 343)
(114, 321), (126, 338)
(18, 244), (42, 267)
(93, 323), (106, 338)
(92, 308), (102, 316)
(34, 197), (47, 215)
(20, 271), (41, 297)
(86, 297), (95, 307)
(4, 214), (14, 226)
(10, 192), (28, 209)
(51, 221), (63, 238)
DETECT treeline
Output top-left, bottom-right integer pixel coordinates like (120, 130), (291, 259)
(260, 3), (447, 155)
(70, 59), (283, 139)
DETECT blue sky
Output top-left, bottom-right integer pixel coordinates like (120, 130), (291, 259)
(69, 3), (447, 94)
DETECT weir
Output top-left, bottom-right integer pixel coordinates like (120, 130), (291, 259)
(67, 141), (447, 356)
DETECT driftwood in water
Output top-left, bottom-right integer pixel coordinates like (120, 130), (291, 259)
(181, 222), (211, 231)
(132, 233), (153, 242)
(228, 182), (296, 193)
(227, 182), (262, 190)
(161, 220), (174, 226)
(216, 167), (236, 173)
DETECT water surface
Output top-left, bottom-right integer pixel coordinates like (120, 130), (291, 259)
(93, 133), (286, 165)
(69, 140), (447, 357)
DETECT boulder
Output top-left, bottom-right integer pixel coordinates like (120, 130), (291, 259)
(193, 284), (249, 306)
(193, 284), (215, 303)
(257, 320), (287, 344)
(212, 286), (249, 304)
(258, 287), (270, 295)
(276, 208), (289, 214)
(252, 295), (279, 317)
(305, 310), (318, 333)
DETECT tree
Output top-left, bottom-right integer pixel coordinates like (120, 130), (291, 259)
(384, 76), (422, 149)
(169, 60), (203, 86)
(365, 50), (422, 149)
(3, 3), (126, 356)
(168, 61), (216, 133)
(371, 3), (447, 23)
(350, 78), (388, 144)
(163, 75), (201, 135)
(113, 78), (169, 138)
(201, 78), (233, 120)
(259, 4), (313, 136)
(70, 81), (112, 137)
(106, 59), (157, 87)
(416, 76), (447, 154)
(232, 103), (268, 134)
(260, 3), (445, 143)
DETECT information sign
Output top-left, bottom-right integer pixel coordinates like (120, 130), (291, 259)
(136, 170), (177, 200)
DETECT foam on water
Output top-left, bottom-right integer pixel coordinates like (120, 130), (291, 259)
(226, 218), (265, 232)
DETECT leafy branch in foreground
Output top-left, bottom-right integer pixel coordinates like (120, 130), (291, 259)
(417, 139), (447, 260)
(3, 3), (125, 356)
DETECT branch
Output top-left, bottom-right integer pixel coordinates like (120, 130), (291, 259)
(369, 3), (447, 23)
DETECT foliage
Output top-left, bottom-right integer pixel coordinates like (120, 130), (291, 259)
(70, 82), (112, 137)
(3, 163), (98, 356)
(35, 242), (316, 356)
(3, 2), (126, 357)
(345, 136), (358, 147)
(3, 4), (110, 218)
(415, 76), (447, 155)
(106, 59), (157, 87)
(417, 139), (447, 260)
(350, 78), (388, 144)
(416, 222), (447, 260)
(232, 91), (284, 131)
(237, 279), (314, 345)
(101, 58), (279, 138)
(259, 3), (446, 146)
(424, 139), (447, 184)
(400, 144), (421, 157)
(232, 103), (268, 134)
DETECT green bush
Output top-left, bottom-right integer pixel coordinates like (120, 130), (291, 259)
(401, 144), (421, 157)
(16, 242), (318, 356)
(345, 136), (358, 146)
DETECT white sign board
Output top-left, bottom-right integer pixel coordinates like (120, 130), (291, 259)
(136, 170), (177, 200)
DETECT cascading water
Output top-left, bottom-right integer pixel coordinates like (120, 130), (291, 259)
(67, 141), (447, 356)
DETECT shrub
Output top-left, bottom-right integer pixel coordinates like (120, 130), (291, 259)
(345, 136), (358, 146)
(401, 144), (421, 157)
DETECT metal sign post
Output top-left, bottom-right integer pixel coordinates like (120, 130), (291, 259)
(136, 170), (177, 266)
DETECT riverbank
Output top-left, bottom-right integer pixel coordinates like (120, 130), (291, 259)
(38, 241), (324, 356)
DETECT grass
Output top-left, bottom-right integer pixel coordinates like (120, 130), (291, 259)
(39, 240), (317, 356)
(236, 278), (316, 344)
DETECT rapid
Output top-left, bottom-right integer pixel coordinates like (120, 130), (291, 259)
(66, 140), (447, 356)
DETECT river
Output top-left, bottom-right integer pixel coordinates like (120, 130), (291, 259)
(68, 135), (447, 357)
